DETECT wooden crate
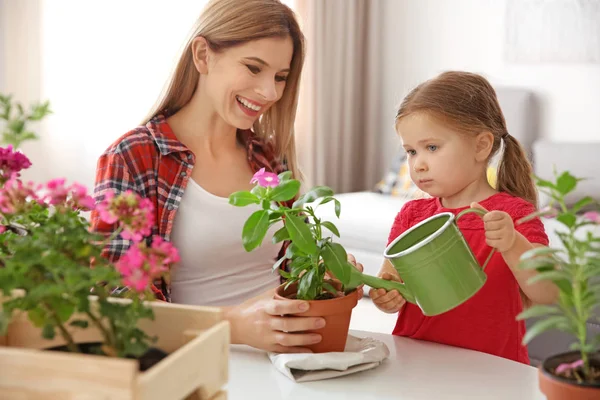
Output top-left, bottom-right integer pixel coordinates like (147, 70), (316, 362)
(0, 298), (229, 400)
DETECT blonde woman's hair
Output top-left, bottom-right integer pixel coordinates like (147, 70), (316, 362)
(144, 0), (305, 179)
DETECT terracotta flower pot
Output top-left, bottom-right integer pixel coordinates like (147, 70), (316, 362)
(538, 351), (600, 400)
(274, 281), (359, 353)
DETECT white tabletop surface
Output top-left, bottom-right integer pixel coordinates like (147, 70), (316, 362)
(226, 330), (545, 400)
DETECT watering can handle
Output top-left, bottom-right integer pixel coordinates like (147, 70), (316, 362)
(455, 207), (496, 271)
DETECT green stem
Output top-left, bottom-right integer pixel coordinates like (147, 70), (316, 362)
(84, 309), (114, 351)
(569, 225), (591, 379)
(46, 306), (79, 353)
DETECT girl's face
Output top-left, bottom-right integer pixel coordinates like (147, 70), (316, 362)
(201, 36), (293, 130)
(397, 112), (487, 200)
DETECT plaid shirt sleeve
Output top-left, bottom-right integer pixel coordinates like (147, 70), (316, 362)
(90, 148), (167, 301)
(91, 151), (137, 263)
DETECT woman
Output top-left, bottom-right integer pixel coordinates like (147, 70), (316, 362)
(92, 0), (362, 354)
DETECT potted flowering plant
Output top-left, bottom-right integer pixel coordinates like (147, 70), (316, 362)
(517, 170), (600, 399)
(229, 168), (359, 352)
(0, 146), (229, 399)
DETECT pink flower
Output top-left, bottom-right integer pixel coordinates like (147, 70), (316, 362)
(0, 177), (40, 214)
(69, 183), (95, 211)
(115, 236), (180, 293)
(122, 269), (151, 293)
(583, 211), (600, 224)
(96, 191), (118, 224)
(250, 168), (280, 188)
(555, 359), (584, 375)
(0, 146), (32, 183)
(96, 190), (154, 242)
(44, 178), (70, 206)
(40, 179), (95, 211)
(116, 245), (144, 276)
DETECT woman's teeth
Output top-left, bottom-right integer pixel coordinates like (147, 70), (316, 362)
(236, 96), (261, 111)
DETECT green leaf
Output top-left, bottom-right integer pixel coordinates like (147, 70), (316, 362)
(279, 269), (291, 280)
(278, 171), (293, 182)
(321, 243), (351, 285)
(269, 179), (301, 202)
(229, 191), (260, 207)
(297, 269), (318, 300)
(522, 316), (570, 345)
(321, 221), (340, 237)
(556, 172), (578, 195)
(7, 119), (25, 134)
(272, 227), (290, 244)
(334, 199), (341, 218)
(271, 255), (287, 273)
(516, 304), (560, 320)
(519, 256), (559, 271)
(42, 324), (55, 340)
(557, 213), (577, 228)
(289, 257), (311, 277)
(284, 214), (318, 256)
(526, 270), (571, 285)
(69, 319), (89, 329)
(251, 185), (267, 198)
(323, 282), (338, 296)
(535, 177), (556, 190)
(292, 186), (335, 208)
(53, 300), (75, 323)
(285, 243), (306, 259)
(520, 247), (562, 261)
(242, 210), (270, 252)
(28, 307), (47, 327)
(284, 279), (297, 291)
(573, 196), (595, 213)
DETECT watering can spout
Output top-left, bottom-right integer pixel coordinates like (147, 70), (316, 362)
(343, 265), (416, 304)
(359, 273), (416, 304)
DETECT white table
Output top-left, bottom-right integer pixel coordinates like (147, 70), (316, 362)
(226, 330), (545, 400)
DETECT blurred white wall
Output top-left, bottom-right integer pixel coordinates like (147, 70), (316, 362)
(1, 0), (210, 188)
(378, 0), (600, 173)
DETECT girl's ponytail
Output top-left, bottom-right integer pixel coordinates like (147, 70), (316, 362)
(497, 134), (538, 206)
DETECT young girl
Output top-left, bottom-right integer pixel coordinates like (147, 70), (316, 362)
(369, 71), (558, 364)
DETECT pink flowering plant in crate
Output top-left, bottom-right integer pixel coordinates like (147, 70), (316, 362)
(0, 145), (179, 359)
(517, 170), (600, 383)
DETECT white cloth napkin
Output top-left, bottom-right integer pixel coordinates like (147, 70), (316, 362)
(268, 334), (390, 382)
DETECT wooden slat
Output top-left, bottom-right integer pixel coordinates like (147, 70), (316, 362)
(0, 346), (137, 400)
(138, 302), (223, 353)
(137, 322), (229, 400)
(1, 296), (228, 399)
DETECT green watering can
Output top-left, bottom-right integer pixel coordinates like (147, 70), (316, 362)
(343, 208), (494, 316)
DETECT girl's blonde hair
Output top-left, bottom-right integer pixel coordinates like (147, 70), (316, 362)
(145, 0), (305, 179)
(395, 71), (537, 206)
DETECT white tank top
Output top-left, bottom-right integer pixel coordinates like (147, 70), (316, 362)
(170, 179), (282, 307)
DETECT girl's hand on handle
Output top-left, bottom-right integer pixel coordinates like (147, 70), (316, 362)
(225, 288), (325, 353)
(368, 270), (406, 314)
(471, 202), (517, 253)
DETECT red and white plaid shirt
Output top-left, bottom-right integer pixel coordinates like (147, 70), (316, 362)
(91, 114), (289, 301)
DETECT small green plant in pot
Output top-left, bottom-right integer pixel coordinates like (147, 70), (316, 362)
(229, 168), (359, 352)
(517, 170), (600, 399)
